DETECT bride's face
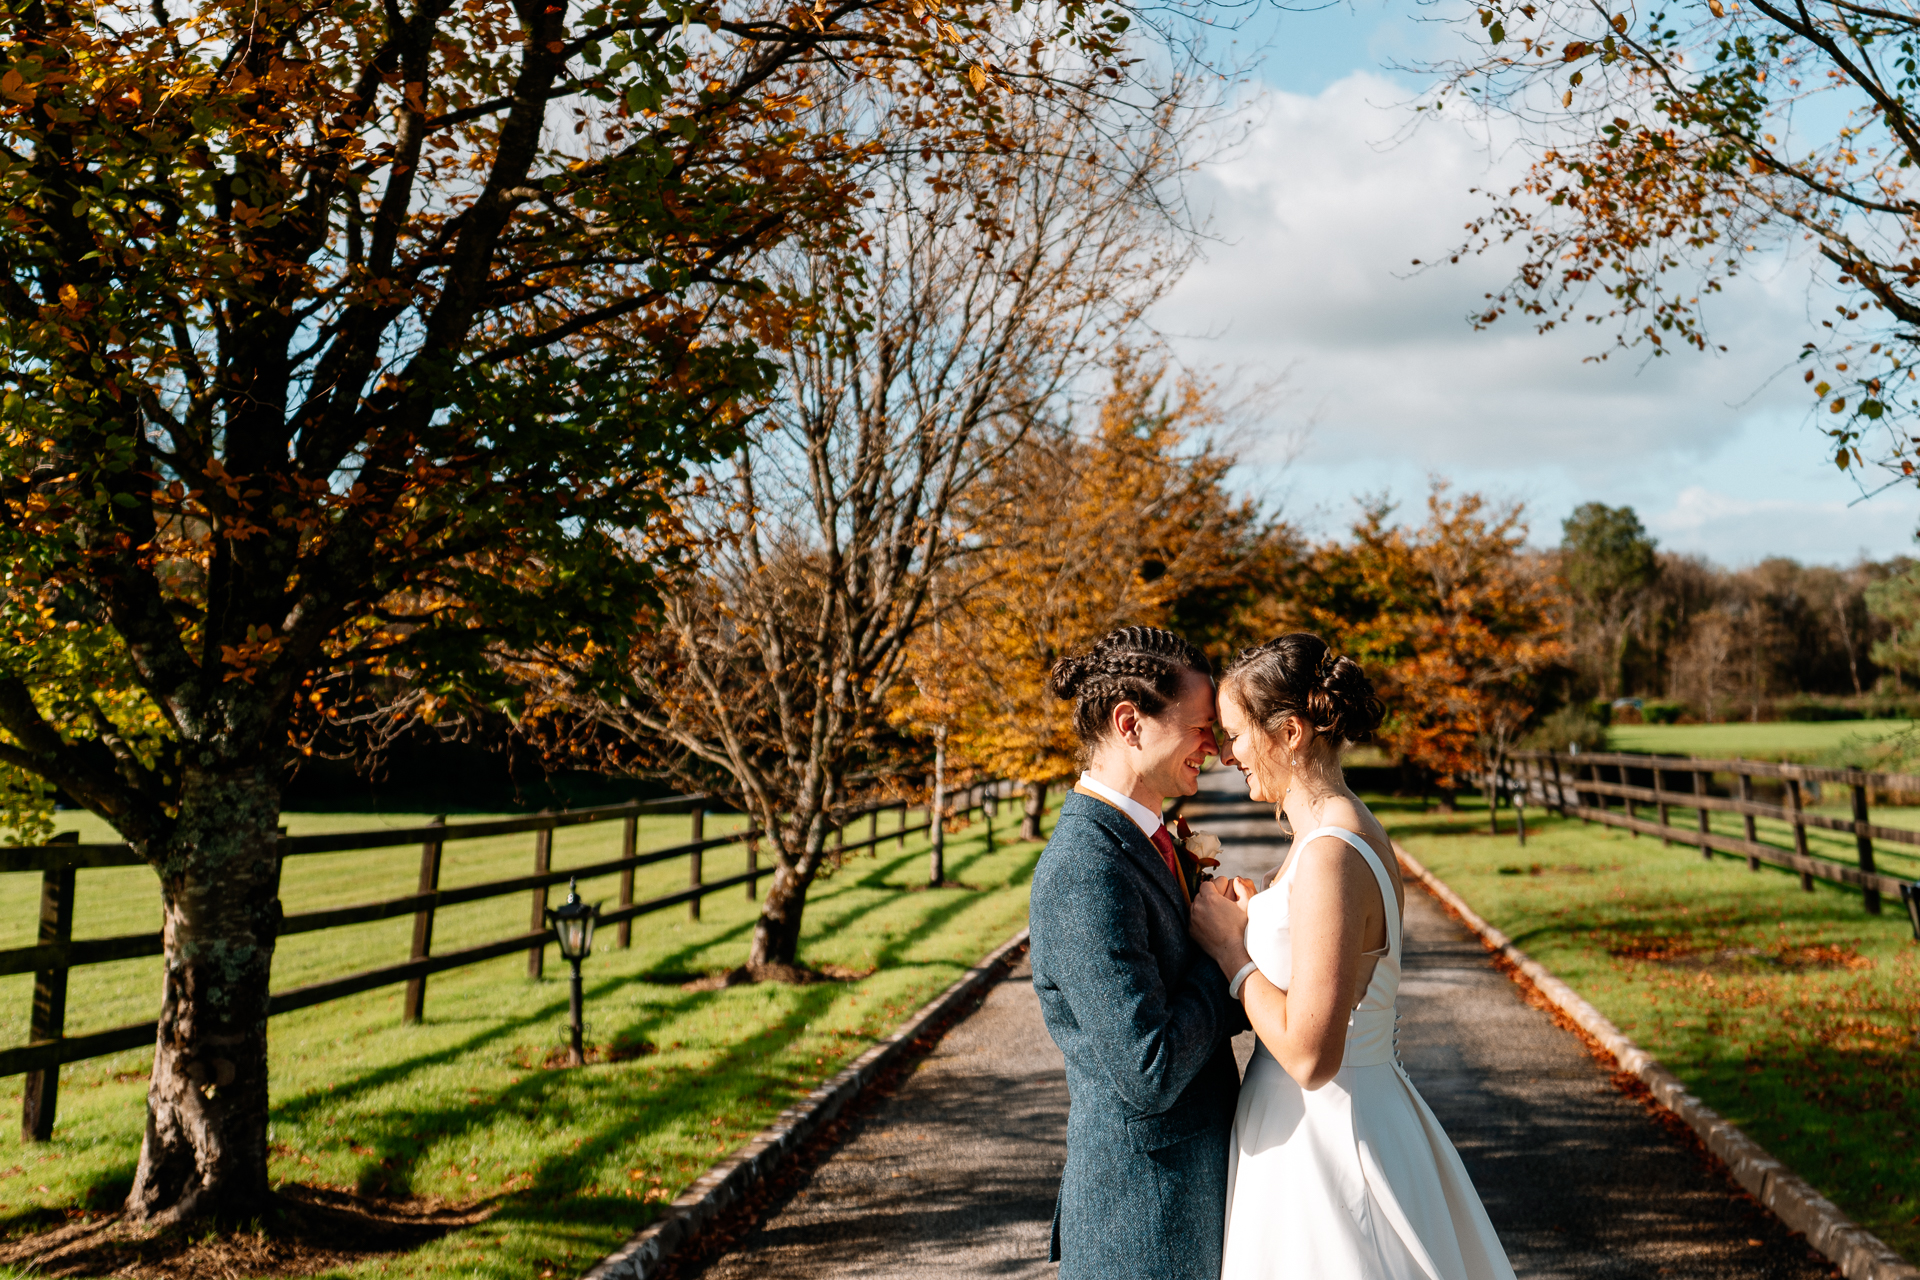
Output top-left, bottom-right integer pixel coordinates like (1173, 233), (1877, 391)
(1217, 689), (1287, 804)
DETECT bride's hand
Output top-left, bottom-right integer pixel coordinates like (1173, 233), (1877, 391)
(1189, 876), (1253, 975)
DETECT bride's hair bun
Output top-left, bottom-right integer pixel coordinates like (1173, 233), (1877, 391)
(1050, 626), (1210, 757)
(1223, 633), (1383, 746)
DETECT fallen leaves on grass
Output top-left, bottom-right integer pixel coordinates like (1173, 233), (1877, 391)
(0, 1185), (492, 1279)
(679, 962), (877, 991)
(1603, 936), (1872, 972)
(510, 1039), (657, 1070)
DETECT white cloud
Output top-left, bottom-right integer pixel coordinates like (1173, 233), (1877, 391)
(1158, 71), (1917, 563)
(1646, 485), (1918, 567)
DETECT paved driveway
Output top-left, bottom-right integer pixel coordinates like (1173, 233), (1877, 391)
(681, 771), (1838, 1279)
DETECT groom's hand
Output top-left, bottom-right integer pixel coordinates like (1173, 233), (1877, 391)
(1189, 877), (1253, 976)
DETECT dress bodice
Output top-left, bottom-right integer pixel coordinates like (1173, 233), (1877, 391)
(1242, 826), (1403, 1068)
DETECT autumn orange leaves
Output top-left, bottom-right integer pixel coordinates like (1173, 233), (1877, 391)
(1430, 0), (1920, 485)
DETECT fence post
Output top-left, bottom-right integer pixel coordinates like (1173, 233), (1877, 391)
(1621, 765), (1637, 836)
(1513, 774), (1527, 847)
(21, 832), (76, 1143)
(617, 802), (639, 948)
(689, 806), (705, 922)
(1653, 766), (1670, 846)
(1788, 779), (1814, 892)
(745, 829), (758, 901)
(985, 785), (996, 855)
(528, 814), (553, 979)
(1022, 780), (1047, 841)
(1739, 769), (1759, 870)
(1852, 782), (1881, 914)
(1546, 754), (1568, 816)
(897, 801), (907, 850)
(1695, 771), (1712, 859)
(868, 807), (879, 855)
(402, 816), (446, 1025)
(928, 773), (945, 887)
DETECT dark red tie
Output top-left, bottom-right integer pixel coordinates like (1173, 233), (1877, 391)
(1149, 825), (1180, 881)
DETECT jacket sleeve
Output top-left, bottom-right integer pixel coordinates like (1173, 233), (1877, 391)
(1031, 830), (1239, 1115)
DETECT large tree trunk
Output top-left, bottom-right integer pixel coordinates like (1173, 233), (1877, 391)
(125, 766), (284, 1225)
(1020, 780), (1047, 842)
(745, 833), (824, 974)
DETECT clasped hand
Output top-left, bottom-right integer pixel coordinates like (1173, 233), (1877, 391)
(1189, 874), (1257, 975)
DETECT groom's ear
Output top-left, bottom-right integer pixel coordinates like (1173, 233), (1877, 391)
(1110, 699), (1142, 746)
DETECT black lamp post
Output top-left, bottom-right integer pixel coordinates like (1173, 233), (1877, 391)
(546, 876), (600, 1067)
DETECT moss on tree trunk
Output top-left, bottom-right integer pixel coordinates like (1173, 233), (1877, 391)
(124, 769), (283, 1226)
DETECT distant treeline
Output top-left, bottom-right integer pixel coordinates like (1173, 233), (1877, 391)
(1553, 503), (1917, 722)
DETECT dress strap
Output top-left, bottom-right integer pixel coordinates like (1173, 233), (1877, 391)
(1293, 826), (1402, 959)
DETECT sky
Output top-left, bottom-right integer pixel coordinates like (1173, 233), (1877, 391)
(1152, 2), (1920, 567)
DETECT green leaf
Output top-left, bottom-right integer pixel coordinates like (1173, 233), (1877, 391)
(1490, 21), (1506, 42)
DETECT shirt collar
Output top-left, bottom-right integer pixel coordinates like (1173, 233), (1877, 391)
(1077, 772), (1165, 841)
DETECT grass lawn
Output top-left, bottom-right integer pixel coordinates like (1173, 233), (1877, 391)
(0, 795), (1060, 1277)
(1385, 793), (1920, 1261)
(1608, 719), (1920, 763)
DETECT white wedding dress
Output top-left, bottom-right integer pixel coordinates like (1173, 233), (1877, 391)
(1221, 827), (1517, 1280)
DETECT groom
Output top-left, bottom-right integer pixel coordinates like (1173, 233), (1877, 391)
(1028, 628), (1247, 1279)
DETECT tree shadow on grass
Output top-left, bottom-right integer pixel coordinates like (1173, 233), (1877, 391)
(262, 979), (862, 1279)
(50, 822), (1044, 1279)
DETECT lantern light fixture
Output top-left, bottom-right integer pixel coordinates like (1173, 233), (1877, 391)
(545, 877), (601, 1065)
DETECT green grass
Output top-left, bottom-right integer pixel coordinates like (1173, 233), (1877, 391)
(0, 798), (1059, 1277)
(1386, 793), (1920, 1260)
(1608, 719), (1920, 762)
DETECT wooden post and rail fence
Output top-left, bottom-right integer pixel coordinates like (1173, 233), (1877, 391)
(7, 777), (1027, 1142)
(1500, 750), (1920, 938)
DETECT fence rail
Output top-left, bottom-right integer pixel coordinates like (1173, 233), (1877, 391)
(6, 778), (1027, 1140)
(1506, 750), (1920, 935)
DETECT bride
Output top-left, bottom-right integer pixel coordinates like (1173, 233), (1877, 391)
(1188, 633), (1517, 1280)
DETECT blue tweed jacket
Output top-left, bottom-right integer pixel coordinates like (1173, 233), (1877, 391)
(1029, 790), (1247, 1280)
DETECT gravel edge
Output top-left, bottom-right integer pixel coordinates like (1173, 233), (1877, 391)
(1394, 841), (1917, 1280)
(577, 927), (1032, 1280)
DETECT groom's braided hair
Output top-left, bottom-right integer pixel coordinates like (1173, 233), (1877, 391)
(1048, 626), (1211, 757)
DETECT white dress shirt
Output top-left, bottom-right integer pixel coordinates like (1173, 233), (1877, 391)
(1077, 772), (1166, 842)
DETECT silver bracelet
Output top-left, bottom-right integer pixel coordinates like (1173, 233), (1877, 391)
(1227, 960), (1259, 1001)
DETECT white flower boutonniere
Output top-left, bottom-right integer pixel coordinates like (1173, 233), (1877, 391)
(1170, 816), (1223, 899)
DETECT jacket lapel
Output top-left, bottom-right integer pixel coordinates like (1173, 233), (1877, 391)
(1067, 789), (1190, 918)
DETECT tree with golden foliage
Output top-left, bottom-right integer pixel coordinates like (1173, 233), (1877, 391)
(1251, 486), (1568, 813)
(511, 64), (1222, 972)
(897, 356), (1278, 835)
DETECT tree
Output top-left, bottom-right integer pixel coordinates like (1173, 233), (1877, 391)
(1560, 503), (1660, 699)
(895, 355), (1277, 835)
(1868, 566), (1920, 685)
(1435, 0), (1920, 488)
(1289, 487), (1568, 809)
(0, 0), (1119, 1224)
(514, 65), (1210, 974)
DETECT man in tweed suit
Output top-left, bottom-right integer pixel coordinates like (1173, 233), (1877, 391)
(1029, 626), (1246, 1279)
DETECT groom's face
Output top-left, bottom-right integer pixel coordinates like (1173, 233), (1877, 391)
(1132, 668), (1218, 800)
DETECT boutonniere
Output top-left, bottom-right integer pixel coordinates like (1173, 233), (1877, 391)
(1171, 815), (1223, 901)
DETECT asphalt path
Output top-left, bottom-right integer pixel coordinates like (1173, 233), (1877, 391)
(681, 770), (1839, 1279)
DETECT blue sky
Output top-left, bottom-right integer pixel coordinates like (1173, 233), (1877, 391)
(1153, 2), (1920, 565)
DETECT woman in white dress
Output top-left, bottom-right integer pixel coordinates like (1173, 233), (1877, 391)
(1188, 633), (1517, 1280)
